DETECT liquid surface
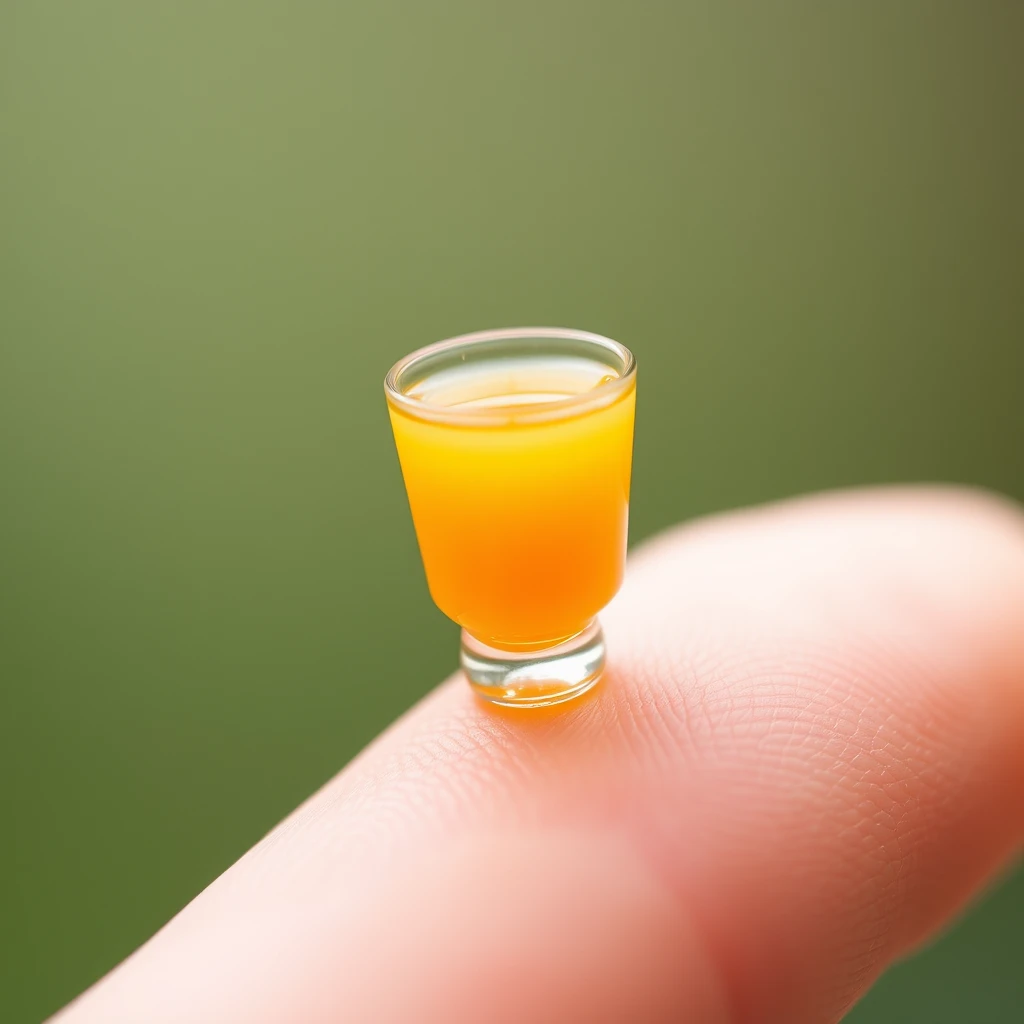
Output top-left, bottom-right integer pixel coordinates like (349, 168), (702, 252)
(405, 356), (618, 413)
(388, 356), (635, 647)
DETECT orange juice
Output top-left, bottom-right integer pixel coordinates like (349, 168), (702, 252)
(387, 354), (635, 649)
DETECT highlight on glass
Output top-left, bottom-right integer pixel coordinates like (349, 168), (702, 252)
(385, 328), (636, 708)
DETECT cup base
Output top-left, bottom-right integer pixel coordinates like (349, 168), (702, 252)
(461, 620), (605, 708)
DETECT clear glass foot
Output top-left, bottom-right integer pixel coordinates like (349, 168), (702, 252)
(461, 619), (605, 708)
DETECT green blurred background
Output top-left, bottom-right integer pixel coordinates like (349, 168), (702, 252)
(2, 2), (1021, 1020)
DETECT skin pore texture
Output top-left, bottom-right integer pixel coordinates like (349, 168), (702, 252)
(55, 488), (1024, 1024)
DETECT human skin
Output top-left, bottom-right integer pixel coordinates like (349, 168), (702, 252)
(53, 488), (1024, 1023)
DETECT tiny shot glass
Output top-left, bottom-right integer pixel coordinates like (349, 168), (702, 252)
(385, 328), (636, 708)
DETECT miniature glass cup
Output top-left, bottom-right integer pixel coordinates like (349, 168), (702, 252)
(385, 328), (636, 707)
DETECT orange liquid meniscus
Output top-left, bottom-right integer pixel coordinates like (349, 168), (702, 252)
(387, 355), (636, 649)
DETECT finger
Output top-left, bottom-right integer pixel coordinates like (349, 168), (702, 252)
(55, 488), (1024, 1024)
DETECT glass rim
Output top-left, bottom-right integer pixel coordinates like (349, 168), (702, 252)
(384, 327), (636, 427)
